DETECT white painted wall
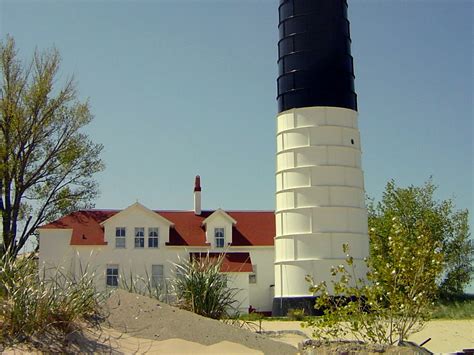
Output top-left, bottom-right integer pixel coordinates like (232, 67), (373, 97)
(230, 246), (275, 312)
(38, 229), (76, 277)
(227, 272), (249, 314)
(38, 204), (276, 313)
(275, 106), (369, 298)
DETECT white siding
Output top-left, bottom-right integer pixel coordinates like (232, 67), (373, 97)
(38, 203), (276, 313)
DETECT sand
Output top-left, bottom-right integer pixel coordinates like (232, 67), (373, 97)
(103, 290), (297, 354)
(260, 319), (474, 353)
(3, 290), (472, 354)
(1, 328), (265, 355)
(101, 291), (474, 354)
(80, 327), (266, 354)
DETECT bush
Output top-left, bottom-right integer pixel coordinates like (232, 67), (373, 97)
(431, 296), (474, 319)
(287, 308), (305, 321)
(305, 218), (444, 345)
(172, 252), (240, 319)
(368, 179), (473, 295)
(0, 251), (105, 344)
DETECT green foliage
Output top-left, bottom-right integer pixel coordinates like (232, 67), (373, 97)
(305, 219), (444, 345)
(368, 179), (473, 295)
(287, 308), (306, 321)
(431, 295), (474, 319)
(238, 312), (266, 322)
(0, 250), (104, 343)
(172, 253), (240, 319)
(0, 35), (104, 257)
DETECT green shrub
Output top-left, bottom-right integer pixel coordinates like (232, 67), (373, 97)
(287, 308), (305, 320)
(239, 312), (266, 322)
(431, 297), (474, 319)
(368, 179), (473, 296)
(172, 253), (240, 319)
(305, 219), (444, 345)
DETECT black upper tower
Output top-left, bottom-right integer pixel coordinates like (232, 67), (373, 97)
(277, 0), (357, 113)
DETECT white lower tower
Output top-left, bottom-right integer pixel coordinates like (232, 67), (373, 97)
(274, 106), (369, 313)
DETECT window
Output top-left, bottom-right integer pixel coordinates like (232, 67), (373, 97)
(151, 264), (164, 288)
(214, 228), (225, 248)
(134, 227), (145, 248)
(249, 264), (257, 284)
(148, 227), (159, 248)
(115, 227), (126, 248)
(106, 265), (119, 287)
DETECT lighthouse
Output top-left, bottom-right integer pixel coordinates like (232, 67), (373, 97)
(273, 0), (369, 315)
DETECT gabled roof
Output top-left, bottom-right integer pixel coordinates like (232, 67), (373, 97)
(39, 209), (275, 247)
(100, 202), (174, 227)
(201, 208), (237, 226)
(189, 252), (253, 272)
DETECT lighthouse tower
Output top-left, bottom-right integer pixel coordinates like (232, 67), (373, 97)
(273, 0), (369, 315)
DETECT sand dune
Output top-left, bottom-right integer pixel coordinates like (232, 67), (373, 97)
(3, 290), (472, 354)
(103, 290), (297, 354)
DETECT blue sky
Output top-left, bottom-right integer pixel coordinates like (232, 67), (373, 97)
(1, 1), (472, 286)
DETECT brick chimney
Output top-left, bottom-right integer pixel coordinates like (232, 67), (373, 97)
(194, 175), (201, 215)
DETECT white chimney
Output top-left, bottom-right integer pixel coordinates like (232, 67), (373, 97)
(194, 175), (201, 215)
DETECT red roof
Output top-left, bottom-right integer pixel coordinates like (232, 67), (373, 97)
(39, 209), (275, 247)
(40, 210), (117, 245)
(189, 252), (253, 272)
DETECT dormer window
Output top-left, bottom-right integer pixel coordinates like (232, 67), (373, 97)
(202, 209), (236, 247)
(215, 228), (225, 248)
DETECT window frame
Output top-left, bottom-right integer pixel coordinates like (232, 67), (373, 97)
(148, 227), (159, 248)
(214, 227), (225, 248)
(151, 264), (164, 288)
(106, 264), (119, 287)
(115, 227), (126, 249)
(134, 227), (145, 248)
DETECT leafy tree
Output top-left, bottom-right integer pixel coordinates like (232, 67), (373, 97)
(306, 220), (444, 345)
(0, 36), (104, 257)
(368, 179), (473, 296)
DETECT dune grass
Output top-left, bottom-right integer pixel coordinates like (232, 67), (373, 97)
(172, 253), (240, 319)
(118, 268), (172, 303)
(0, 252), (105, 345)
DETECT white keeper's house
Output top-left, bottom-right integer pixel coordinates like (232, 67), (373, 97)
(38, 176), (275, 314)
